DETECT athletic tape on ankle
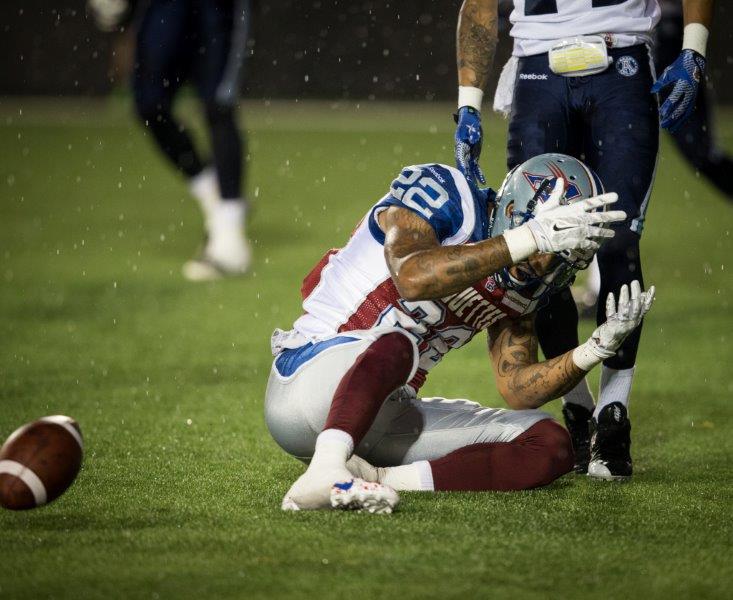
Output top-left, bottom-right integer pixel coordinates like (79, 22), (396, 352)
(458, 86), (484, 111)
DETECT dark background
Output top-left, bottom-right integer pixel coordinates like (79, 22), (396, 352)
(1, 0), (731, 101)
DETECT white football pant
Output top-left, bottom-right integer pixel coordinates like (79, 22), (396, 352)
(265, 328), (553, 466)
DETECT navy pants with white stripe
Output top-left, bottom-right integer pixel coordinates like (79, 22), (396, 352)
(133, 0), (250, 199)
(507, 44), (659, 369)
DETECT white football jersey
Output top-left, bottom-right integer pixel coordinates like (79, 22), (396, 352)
(509, 0), (661, 56)
(277, 163), (542, 391)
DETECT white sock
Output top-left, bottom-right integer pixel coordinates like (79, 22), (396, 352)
(203, 199), (250, 272)
(380, 461), (434, 491)
(563, 378), (595, 411)
(308, 429), (353, 472)
(189, 168), (220, 222)
(595, 366), (635, 419)
(210, 200), (246, 236)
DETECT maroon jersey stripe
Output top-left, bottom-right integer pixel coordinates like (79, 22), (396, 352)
(338, 278), (402, 333)
(301, 248), (339, 301)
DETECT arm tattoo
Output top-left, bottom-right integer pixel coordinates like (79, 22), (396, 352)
(457, 0), (498, 90)
(381, 207), (513, 300)
(489, 317), (586, 408)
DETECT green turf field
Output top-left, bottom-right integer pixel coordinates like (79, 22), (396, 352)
(0, 97), (731, 599)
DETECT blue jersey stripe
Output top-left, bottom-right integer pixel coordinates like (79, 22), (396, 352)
(274, 336), (360, 377)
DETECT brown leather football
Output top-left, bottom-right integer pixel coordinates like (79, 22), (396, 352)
(0, 415), (83, 510)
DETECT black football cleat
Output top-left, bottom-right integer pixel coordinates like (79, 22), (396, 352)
(562, 403), (593, 474)
(587, 402), (632, 481)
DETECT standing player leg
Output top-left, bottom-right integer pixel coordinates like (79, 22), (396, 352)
(583, 46), (659, 479)
(507, 55), (596, 472)
(183, 0), (252, 280)
(132, 2), (218, 220)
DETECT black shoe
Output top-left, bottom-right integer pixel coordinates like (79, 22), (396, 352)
(562, 403), (593, 474)
(587, 402), (632, 480)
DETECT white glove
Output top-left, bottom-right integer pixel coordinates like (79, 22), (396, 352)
(573, 280), (656, 371)
(87, 0), (128, 32)
(502, 179), (626, 263)
(527, 178), (626, 254)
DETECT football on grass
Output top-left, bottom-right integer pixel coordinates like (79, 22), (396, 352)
(0, 415), (83, 510)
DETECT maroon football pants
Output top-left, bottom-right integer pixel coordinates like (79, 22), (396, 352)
(322, 332), (573, 491)
(429, 419), (574, 491)
(324, 332), (415, 444)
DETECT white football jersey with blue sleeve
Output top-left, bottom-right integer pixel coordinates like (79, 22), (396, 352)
(509, 0), (661, 57)
(292, 164), (488, 340)
(285, 164), (510, 390)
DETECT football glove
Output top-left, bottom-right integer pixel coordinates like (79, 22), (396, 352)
(454, 107), (486, 185)
(526, 179), (625, 254)
(87, 0), (129, 32)
(573, 281), (655, 370)
(651, 49), (706, 133)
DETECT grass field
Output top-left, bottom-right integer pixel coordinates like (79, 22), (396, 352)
(0, 97), (731, 599)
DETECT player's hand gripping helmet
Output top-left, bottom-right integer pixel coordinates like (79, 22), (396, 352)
(489, 153), (606, 297)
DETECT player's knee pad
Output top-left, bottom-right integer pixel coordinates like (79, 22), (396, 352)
(540, 420), (574, 474)
(522, 420), (574, 482)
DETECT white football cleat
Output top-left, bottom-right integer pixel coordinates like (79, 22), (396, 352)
(281, 469), (398, 514)
(183, 200), (251, 281)
(330, 479), (399, 514)
(282, 464), (359, 511)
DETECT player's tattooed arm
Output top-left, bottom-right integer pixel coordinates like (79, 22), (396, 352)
(488, 315), (586, 409)
(380, 206), (513, 301)
(457, 0), (498, 90)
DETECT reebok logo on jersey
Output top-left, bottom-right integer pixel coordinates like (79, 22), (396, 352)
(426, 166), (446, 184)
(519, 73), (548, 81)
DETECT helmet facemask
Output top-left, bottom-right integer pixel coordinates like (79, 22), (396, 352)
(489, 154), (606, 299)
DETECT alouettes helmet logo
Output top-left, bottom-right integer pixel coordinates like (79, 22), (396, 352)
(522, 163), (582, 203)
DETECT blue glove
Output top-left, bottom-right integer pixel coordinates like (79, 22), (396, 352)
(454, 106), (486, 185)
(651, 49), (706, 133)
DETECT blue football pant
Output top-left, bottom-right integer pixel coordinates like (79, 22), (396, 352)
(507, 44), (658, 369)
(132, 0), (251, 199)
